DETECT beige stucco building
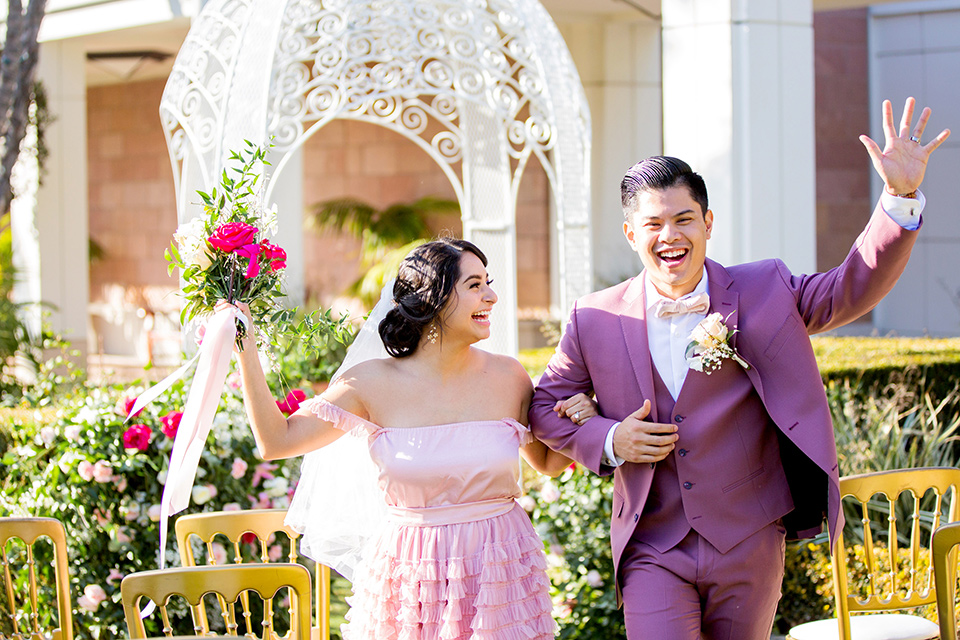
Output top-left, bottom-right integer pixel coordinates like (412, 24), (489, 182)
(7, 0), (960, 376)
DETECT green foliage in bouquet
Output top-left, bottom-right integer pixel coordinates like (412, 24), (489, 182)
(525, 464), (624, 638)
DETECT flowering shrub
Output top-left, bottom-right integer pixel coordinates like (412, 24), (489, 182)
(525, 464), (625, 638)
(0, 374), (304, 639)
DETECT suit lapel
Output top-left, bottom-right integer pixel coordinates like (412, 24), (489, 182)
(703, 259), (764, 398)
(619, 274), (658, 423)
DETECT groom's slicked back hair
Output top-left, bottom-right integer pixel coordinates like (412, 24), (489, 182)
(621, 156), (709, 220)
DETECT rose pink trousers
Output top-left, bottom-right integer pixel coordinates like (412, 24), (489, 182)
(619, 522), (785, 640)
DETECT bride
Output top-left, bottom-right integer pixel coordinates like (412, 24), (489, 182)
(220, 238), (595, 640)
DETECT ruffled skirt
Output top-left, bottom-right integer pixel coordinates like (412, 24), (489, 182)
(342, 503), (555, 640)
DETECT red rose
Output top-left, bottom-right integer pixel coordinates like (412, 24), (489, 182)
(122, 424), (152, 451)
(260, 241), (287, 272)
(160, 411), (182, 439)
(276, 389), (307, 416)
(208, 222), (258, 253)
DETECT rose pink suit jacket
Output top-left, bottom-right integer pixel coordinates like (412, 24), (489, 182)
(529, 203), (919, 590)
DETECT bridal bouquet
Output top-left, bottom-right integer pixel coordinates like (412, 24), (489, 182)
(165, 142), (286, 351)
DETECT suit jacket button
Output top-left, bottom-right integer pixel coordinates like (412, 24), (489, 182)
(678, 449), (688, 457)
(633, 513), (639, 522)
(683, 482), (693, 490)
(674, 415), (684, 423)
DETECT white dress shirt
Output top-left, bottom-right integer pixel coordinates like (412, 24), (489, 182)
(600, 190), (925, 467)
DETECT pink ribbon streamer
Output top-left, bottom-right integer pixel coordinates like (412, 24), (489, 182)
(127, 307), (246, 616)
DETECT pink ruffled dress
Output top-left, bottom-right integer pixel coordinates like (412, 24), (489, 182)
(305, 398), (554, 640)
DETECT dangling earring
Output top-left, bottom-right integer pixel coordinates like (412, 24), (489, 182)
(426, 323), (438, 344)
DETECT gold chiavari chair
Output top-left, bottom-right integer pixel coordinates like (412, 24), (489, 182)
(175, 509), (329, 640)
(788, 467), (960, 640)
(0, 517), (74, 640)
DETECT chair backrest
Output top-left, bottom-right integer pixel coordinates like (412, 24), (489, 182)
(0, 517), (74, 640)
(175, 509), (329, 640)
(932, 520), (960, 639)
(832, 466), (960, 638)
(121, 563), (312, 640)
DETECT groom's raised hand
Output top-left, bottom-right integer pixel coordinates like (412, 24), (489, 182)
(859, 97), (951, 196)
(612, 400), (678, 464)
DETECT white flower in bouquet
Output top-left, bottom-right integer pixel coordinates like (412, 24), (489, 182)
(173, 217), (212, 270)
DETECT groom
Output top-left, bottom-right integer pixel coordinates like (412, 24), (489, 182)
(529, 98), (950, 640)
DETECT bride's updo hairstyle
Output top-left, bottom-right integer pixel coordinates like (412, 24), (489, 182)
(379, 238), (488, 358)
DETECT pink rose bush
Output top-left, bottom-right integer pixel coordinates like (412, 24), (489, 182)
(122, 424), (152, 451)
(160, 411), (182, 438)
(77, 584), (107, 612)
(5, 377), (305, 639)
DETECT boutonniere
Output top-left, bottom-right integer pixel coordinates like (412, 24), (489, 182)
(685, 312), (750, 374)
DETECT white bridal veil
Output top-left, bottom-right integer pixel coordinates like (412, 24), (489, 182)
(284, 283), (394, 582)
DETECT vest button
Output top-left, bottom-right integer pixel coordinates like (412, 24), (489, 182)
(633, 513), (639, 522)
(678, 449), (688, 457)
(683, 482), (693, 490)
(674, 415), (684, 423)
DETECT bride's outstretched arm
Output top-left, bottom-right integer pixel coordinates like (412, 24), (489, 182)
(218, 300), (352, 460)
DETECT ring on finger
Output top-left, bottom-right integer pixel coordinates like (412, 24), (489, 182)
(574, 410), (581, 422)
(910, 135), (921, 143)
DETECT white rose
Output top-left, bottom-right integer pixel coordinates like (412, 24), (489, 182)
(39, 426), (57, 447)
(263, 476), (289, 498)
(192, 485), (214, 505)
(174, 218), (212, 269)
(64, 424), (82, 442)
(540, 482), (561, 504)
(690, 312), (727, 347)
(518, 495), (537, 512)
(586, 569), (604, 587)
(147, 504), (162, 522)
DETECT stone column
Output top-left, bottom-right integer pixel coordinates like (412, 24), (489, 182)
(12, 40), (89, 360)
(661, 0), (816, 273)
(556, 16), (663, 289)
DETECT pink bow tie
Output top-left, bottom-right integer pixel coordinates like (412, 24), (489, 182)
(655, 293), (710, 318)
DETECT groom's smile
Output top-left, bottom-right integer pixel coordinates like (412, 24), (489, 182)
(623, 185), (714, 300)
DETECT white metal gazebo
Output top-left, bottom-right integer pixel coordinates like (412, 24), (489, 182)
(159, 0), (592, 354)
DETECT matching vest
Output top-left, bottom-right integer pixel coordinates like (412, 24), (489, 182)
(632, 358), (795, 554)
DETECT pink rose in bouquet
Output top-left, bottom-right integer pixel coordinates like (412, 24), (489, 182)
(235, 242), (264, 279)
(207, 221), (258, 253)
(122, 424), (152, 451)
(260, 240), (287, 272)
(160, 411), (182, 438)
(276, 389), (306, 416)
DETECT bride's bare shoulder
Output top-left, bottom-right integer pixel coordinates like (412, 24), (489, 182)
(333, 357), (399, 384)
